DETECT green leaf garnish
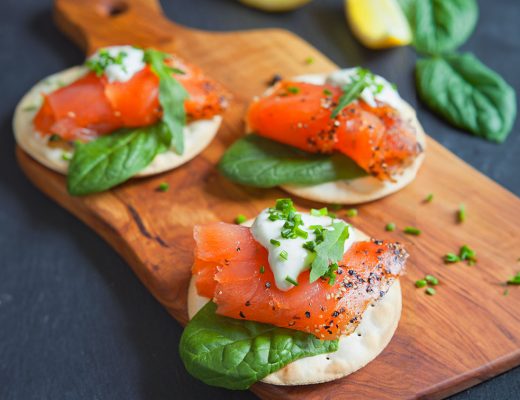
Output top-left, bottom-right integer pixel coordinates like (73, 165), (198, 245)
(309, 221), (349, 282)
(234, 214), (247, 224)
(67, 123), (169, 196)
(145, 48), (189, 154)
(179, 302), (338, 390)
(331, 70), (370, 118)
(218, 135), (367, 188)
(507, 272), (520, 285)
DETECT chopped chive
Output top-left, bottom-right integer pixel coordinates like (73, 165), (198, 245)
(61, 153), (72, 161)
(302, 241), (315, 252)
(346, 208), (358, 217)
(424, 193), (434, 203)
(425, 275), (439, 286)
(157, 182), (169, 192)
(270, 239), (281, 247)
(279, 250), (289, 261)
(285, 276), (299, 286)
(311, 207), (328, 216)
(507, 272), (520, 285)
(330, 204), (342, 211)
(403, 226), (421, 236)
(415, 279), (427, 288)
(48, 134), (61, 142)
(287, 86), (300, 94)
(304, 56), (314, 65)
(425, 287), (436, 296)
(385, 222), (396, 232)
(234, 214), (247, 224)
(444, 253), (460, 263)
(259, 265), (265, 274)
(22, 104), (38, 112)
(323, 88), (332, 96)
(459, 244), (476, 265)
(458, 204), (466, 223)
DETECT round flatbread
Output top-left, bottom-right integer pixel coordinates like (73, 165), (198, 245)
(187, 223), (402, 386)
(13, 66), (222, 177)
(257, 72), (426, 205)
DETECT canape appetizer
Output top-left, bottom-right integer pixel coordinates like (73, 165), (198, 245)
(181, 199), (407, 388)
(219, 68), (425, 204)
(14, 45), (229, 195)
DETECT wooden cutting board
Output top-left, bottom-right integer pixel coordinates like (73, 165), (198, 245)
(16, 0), (520, 398)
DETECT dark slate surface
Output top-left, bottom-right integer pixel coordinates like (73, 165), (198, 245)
(0, 0), (518, 399)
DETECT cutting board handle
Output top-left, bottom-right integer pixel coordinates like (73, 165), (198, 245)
(54, 0), (179, 54)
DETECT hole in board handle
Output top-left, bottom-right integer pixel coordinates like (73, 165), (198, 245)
(97, 0), (129, 17)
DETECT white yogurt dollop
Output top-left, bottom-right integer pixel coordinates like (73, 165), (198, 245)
(251, 208), (357, 291)
(326, 68), (403, 112)
(87, 45), (146, 83)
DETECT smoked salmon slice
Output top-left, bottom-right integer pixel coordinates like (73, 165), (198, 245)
(193, 222), (407, 340)
(34, 56), (229, 141)
(247, 81), (422, 180)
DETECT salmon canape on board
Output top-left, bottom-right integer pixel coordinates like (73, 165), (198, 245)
(219, 68), (425, 204)
(14, 45), (229, 195)
(181, 199), (407, 389)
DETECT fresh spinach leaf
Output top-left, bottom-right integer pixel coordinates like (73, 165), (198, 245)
(331, 78), (368, 118)
(145, 48), (189, 155)
(398, 0), (478, 55)
(309, 222), (350, 283)
(416, 53), (517, 142)
(67, 123), (168, 195)
(218, 134), (367, 188)
(179, 301), (338, 390)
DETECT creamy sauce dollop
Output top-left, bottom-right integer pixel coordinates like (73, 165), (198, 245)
(87, 45), (146, 83)
(251, 208), (357, 291)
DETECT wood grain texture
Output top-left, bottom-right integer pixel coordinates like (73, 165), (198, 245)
(16, 0), (520, 398)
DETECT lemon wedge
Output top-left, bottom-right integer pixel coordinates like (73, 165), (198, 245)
(346, 0), (412, 49)
(239, 0), (311, 12)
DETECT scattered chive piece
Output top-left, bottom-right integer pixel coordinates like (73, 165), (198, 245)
(287, 86), (300, 94)
(458, 204), (466, 223)
(61, 153), (71, 161)
(424, 193), (434, 203)
(507, 272), (520, 285)
(49, 134), (61, 142)
(459, 244), (476, 265)
(279, 250), (289, 261)
(346, 208), (358, 217)
(311, 207), (328, 216)
(444, 253), (460, 263)
(503, 289), (509, 296)
(403, 226), (421, 236)
(415, 279), (427, 288)
(285, 276), (299, 286)
(425, 275), (439, 286)
(22, 105), (38, 112)
(323, 88), (332, 96)
(327, 212), (337, 218)
(270, 239), (281, 247)
(259, 265), (265, 274)
(385, 222), (396, 232)
(234, 214), (247, 224)
(304, 56), (314, 65)
(425, 287), (436, 296)
(157, 182), (169, 192)
(330, 204), (342, 211)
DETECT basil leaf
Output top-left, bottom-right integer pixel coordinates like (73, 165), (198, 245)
(145, 49), (189, 155)
(67, 124), (166, 195)
(310, 222), (350, 283)
(218, 135), (367, 188)
(401, 0), (479, 55)
(179, 302), (338, 390)
(331, 79), (368, 118)
(416, 53), (517, 143)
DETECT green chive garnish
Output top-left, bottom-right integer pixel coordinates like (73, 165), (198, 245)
(459, 244), (476, 265)
(403, 226), (421, 236)
(323, 88), (332, 96)
(346, 208), (358, 217)
(415, 279), (427, 288)
(425, 275), (439, 286)
(311, 207), (328, 216)
(444, 253), (460, 263)
(62, 153), (71, 161)
(424, 193), (434, 203)
(425, 287), (436, 296)
(385, 222), (396, 232)
(304, 57), (314, 65)
(458, 204), (466, 223)
(507, 272), (520, 285)
(259, 265), (265, 274)
(157, 182), (169, 192)
(234, 214), (247, 224)
(279, 250), (288, 261)
(270, 239), (281, 247)
(49, 134), (61, 142)
(285, 276), (299, 286)
(287, 86), (300, 94)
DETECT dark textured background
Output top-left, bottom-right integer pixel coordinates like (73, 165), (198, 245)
(0, 0), (519, 399)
